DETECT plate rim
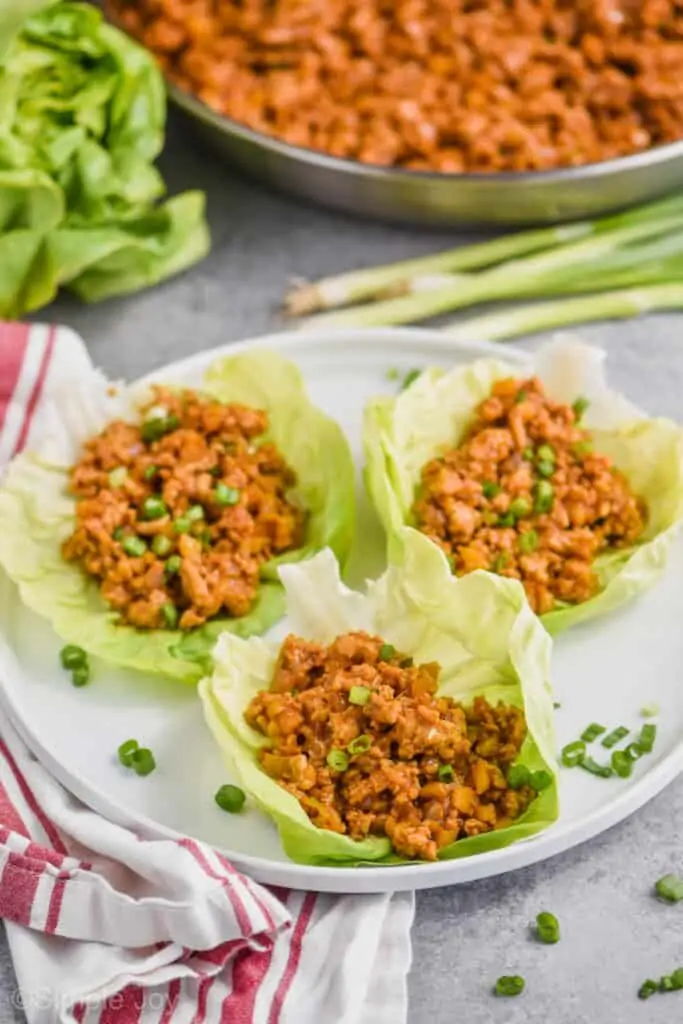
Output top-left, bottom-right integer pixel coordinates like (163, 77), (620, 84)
(5, 325), (679, 893)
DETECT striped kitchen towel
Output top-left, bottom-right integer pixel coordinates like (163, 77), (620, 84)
(0, 322), (414, 1024)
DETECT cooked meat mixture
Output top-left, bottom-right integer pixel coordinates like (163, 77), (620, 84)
(245, 631), (534, 861)
(62, 387), (305, 630)
(413, 376), (646, 615)
(109, 0), (683, 173)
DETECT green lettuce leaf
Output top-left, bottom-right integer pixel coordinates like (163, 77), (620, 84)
(363, 338), (683, 635)
(199, 529), (558, 867)
(0, 0), (208, 317)
(0, 349), (355, 683)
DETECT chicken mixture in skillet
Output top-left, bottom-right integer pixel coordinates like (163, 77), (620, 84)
(246, 631), (540, 861)
(413, 376), (646, 615)
(62, 387), (305, 630)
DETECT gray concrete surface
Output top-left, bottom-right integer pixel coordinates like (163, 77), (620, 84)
(3, 109), (683, 1022)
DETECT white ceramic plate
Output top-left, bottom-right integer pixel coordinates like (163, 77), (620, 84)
(1, 327), (682, 894)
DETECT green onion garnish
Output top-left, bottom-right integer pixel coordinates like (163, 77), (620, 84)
(141, 496), (168, 520)
(580, 723), (606, 743)
(131, 748), (156, 776)
(348, 735), (372, 755)
(215, 483), (241, 506)
(514, 389), (528, 404)
(60, 645), (87, 670)
(400, 657), (414, 668)
(492, 552), (509, 572)
(601, 726), (629, 749)
(535, 911), (560, 944)
(521, 446), (534, 460)
(637, 722), (657, 754)
(507, 764), (530, 790)
(529, 770), (553, 792)
(117, 739), (139, 767)
(661, 975), (675, 992)
(327, 749), (349, 772)
(166, 555), (182, 575)
(641, 702), (660, 718)
(536, 444), (555, 463)
(187, 504), (205, 522)
(349, 685), (371, 706)
(560, 740), (586, 767)
(611, 750), (633, 778)
(624, 741), (642, 761)
(438, 764), (455, 783)
(151, 534), (172, 557)
(536, 460), (555, 478)
(497, 513), (516, 528)
(215, 784), (246, 813)
(72, 665), (90, 687)
(140, 413), (179, 443)
(572, 396), (590, 419)
(401, 368), (421, 390)
(655, 874), (683, 903)
(578, 755), (613, 778)
(385, 367), (400, 382)
(144, 464), (158, 480)
(378, 643), (396, 661)
(638, 980), (659, 1000)
(509, 497), (531, 519)
(533, 480), (554, 514)
(121, 535), (147, 558)
(161, 603), (178, 629)
(108, 467), (128, 488)
(572, 440), (594, 459)
(494, 975), (525, 997)
(174, 516), (191, 534)
(482, 480), (500, 499)
(113, 527), (124, 541)
(518, 530), (539, 554)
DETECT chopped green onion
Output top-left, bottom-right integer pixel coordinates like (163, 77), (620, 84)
(113, 527), (124, 541)
(507, 764), (530, 790)
(572, 440), (594, 459)
(661, 975), (675, 992)
(117, 739), (139, 767)
(670, 969), (683, 990)
(518, 530), (539, 553)
(131, 748), (156, 776)
(491, 552), (509, 572)
(348, 735), (372, 755)
(638, 980), (659, 1000)
(482, 480), (500, 499)
(637, 722), (657, 754)
(482, 511), (498, 526)
(581, 722), (606, 743)
(187, 504), (205, 522)
(151, 534), (173, 557)
(641, 703), (660, 718)
(401, 368), (421, 390)
(215, 784), (246, 813)
(174, 516), (191, 534)
(438, 764), (455, 782)
(497, 513), (516, 528)
(655, 874), (683, 903)
(494, 975), (525, 997)
(514, 389), (528, 404)
(71, 665), (90, 687)
(601, 726), (629, 749)
(553, 701), (562, 709)
(161, 603), (178, 629)
(141, 413), (179, 443)
(326, 749), (349, 772)
(385, 367), (400, 382)
(572, 396), (590, 420)
(378, 643), (396, 661)
(536, 444), (555, 463)
(349, 685), (371, 706)
(624, 742), (643, 761)
(578, 755), (613, 778)
(215, 483), (241, 506)
(611, 750), (633, 778)
(141, 496), (168, 520)
(535, 911), (560, 944)
(400, 657), (414, 668)
(144, 464), (158, 481)
(521, 446), (534, 460)
(108, 467), (128, 488)
(533, 480), (554, 514)
(60, 644), (87, 670)
(121, 534), (147, 558)
(166, 555), (181, 575)
(536, 460), (555, 478)
(561, 740), (586, 767)
(529, 770), (553, 792)
(509, 497), (531, 519)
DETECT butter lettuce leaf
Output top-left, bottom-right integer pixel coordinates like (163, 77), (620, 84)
(363, 338), (683, 635)
(199, 529), (558, 866)
(0, 349), (354, 683)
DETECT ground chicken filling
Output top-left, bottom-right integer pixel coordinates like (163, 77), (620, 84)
(245, 631), (533, 861)
(62, 387), (305, 630)
(413, 376), (646, 615)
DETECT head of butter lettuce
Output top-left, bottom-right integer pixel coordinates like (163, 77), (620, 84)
(363, 338), (683, 635)
(199, 529), (558, 866)
(0, 348), (354, 682)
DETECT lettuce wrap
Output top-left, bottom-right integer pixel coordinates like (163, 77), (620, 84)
(0, 348), (355, 682)
(199, 529), (558, 866)
(363, 338), (683, 635)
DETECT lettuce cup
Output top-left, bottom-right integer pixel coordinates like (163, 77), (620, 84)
(199, 530), (558, 866)
(364, 338), (683, 634)
(0, 349), (354, 682)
